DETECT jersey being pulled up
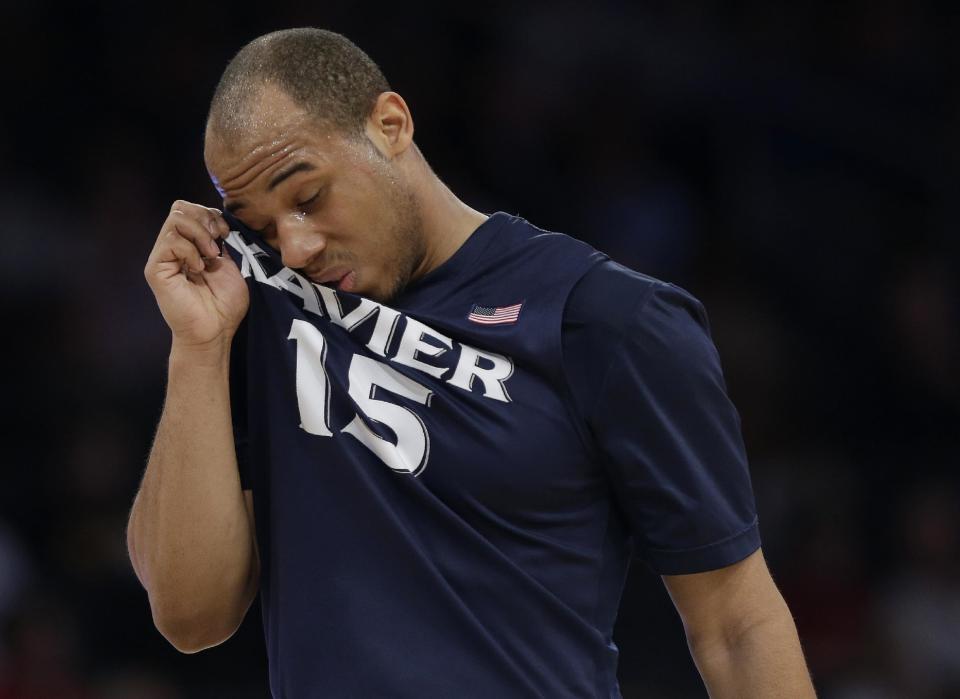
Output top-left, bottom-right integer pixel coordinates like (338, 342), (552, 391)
(225, 212), (760, 698)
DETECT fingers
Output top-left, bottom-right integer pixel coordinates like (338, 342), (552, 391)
(206, 207), (231, 240)
(169, 201), (223, 258)
(166, 230), (208, 273)
(200, 249), (241, 284)
(147, 200), (228, 280)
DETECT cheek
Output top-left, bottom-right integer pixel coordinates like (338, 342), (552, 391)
(330, 172), (393, 233)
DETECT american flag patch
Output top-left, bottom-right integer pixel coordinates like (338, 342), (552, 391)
(467, 302), (523, 325)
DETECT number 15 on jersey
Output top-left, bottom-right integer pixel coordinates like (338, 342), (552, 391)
(287, 319), (433, 476)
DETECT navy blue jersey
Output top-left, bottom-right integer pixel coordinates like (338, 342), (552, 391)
(225, 212), (759, 698)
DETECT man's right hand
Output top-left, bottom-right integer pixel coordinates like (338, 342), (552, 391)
(144, 200), (249, 349)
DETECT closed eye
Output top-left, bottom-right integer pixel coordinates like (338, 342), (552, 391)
(296, 189), (322, 212)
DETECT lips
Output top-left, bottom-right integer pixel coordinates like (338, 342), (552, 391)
(309, 265), (352, 284)
(306, 265), (356, 292)
(338, 270), (357, 292)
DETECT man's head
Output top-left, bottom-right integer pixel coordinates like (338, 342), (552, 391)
(204, 28), (427, 303)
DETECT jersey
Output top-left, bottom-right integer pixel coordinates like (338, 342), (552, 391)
(224, 211), (760, 698)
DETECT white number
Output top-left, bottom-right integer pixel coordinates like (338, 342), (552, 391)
(342, 355), (432, 475)
(288, 319), (333, 436)
(288, 320), (433, 475)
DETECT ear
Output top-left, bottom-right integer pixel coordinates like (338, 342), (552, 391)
(365, 92), (414, 159)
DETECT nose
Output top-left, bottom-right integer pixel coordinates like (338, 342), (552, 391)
(277, 214), (326, 270)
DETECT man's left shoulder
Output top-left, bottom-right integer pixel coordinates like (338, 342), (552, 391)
(564, 259), (705, 337)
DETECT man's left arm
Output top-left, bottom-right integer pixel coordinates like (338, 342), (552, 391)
(663, 548), (816, 698)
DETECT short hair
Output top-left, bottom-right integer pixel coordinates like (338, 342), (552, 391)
(208, 28), (390, 140)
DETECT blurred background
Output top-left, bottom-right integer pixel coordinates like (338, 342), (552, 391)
(1, 1), (957, 697)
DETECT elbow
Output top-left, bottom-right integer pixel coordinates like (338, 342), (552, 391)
(148, 587), (256, 653)
(140, 545), (260, 654)
(153, 606), (242, 654)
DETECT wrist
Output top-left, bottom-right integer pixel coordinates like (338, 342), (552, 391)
(169, 335), (233, 369)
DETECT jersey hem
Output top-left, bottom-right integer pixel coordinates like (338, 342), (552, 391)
(643, 516), (761, 575)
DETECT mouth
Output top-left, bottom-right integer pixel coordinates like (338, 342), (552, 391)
(337, 270), (357, 292)
(309, 266), (356, 293)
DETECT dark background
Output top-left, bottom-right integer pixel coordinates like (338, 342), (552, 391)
(1, 2), (958, 697)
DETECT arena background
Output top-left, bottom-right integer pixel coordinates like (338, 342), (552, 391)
(1, 2), (957, 697)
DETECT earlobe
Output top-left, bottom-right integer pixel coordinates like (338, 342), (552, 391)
(367, 91), (414, 158)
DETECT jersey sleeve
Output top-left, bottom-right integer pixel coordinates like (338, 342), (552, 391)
(230, 317), (253, 491)
(563, 263), (760, 575)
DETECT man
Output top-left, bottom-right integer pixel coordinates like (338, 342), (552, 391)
(128, 28), (816, 698)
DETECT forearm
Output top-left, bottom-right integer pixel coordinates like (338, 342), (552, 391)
(128, 342), (255, 647)
(689, 605), (816, 698)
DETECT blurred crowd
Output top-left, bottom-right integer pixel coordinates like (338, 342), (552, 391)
(1, 1), (957, 697)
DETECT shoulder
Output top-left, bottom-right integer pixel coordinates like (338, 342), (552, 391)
(562, 261), (718, 425)
(564, 259), (709, 342)
(499, 212), (608, 267)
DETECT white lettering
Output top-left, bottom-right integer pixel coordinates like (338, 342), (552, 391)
(270, 269), (323, 316)
(228, 230), (517, 405)
(225, 233), (276, 286)
(447, 345), (514, 403)
(366, 305), (402, 357)
(315, 285), (380, 331)
(392, 317), (453, 379)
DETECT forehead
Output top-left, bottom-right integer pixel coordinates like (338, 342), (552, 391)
(205, 86), (313, 163)
(204, 91), (357, 197)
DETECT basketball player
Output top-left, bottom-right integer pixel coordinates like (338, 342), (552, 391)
(128, 28), (816, 698)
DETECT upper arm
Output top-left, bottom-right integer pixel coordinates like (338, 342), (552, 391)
(569, 275), (760, 574)
(662, 547), (789, 647)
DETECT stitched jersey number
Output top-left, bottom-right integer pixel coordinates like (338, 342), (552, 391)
(288, 319), (433, 475)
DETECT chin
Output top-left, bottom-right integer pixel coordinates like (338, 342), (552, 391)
(373, 281), (404, 305)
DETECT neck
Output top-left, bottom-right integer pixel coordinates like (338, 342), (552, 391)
(410, 162), (488, 280)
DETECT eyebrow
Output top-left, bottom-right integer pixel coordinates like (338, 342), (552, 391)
(224, 161), (318, 214)
(268, 162), (316, 191)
